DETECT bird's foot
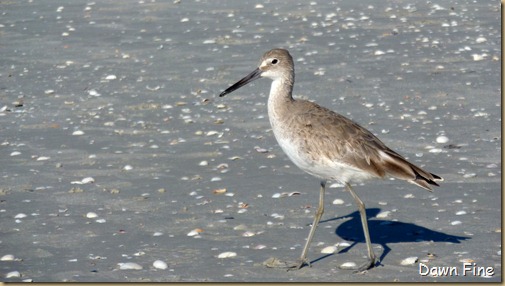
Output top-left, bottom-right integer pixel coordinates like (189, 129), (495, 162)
(263, 257), (310, 270)
(342, 256), (378, 273)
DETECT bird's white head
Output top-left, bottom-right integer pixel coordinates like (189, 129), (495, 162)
(258, 49), (294, 81)
(219, 48), (294, 97)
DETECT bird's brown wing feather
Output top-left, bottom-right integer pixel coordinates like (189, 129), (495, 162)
(290, 100), (442, 190)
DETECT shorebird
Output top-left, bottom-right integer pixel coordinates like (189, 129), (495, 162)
(219, 48), (443, 272)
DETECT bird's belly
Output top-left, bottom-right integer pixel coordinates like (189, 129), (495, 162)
(276, 136), (376, 184)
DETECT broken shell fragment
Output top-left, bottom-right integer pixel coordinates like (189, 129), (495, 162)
(217, 252), (237, 259)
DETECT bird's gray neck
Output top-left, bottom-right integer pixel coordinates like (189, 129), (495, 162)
(268, 77), (294, 125)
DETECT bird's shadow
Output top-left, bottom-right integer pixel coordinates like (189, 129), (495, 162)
(310, 208), (470, 266)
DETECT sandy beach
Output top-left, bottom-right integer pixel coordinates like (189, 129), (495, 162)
(0, 0), (501, 282)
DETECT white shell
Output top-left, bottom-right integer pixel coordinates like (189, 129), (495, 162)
(81, 177), (95, 184)
(400, 256), (418, 265)
(187, 229), (202, 237)
(86, 212), (98, 218)
(153, 260), (168, 269)
(321, 246), (337, 254)
(6, 271), (21, 278)
(1, 254), (15, 261)
(340, 262), (357, 269)
(376, 211), (391, 218)
(338, 242), (351, 247)
(217, 252), (237, 259)
(118, 262), (143, 270)
(242, 231), (255, 237)
(14, 213), (27, 219)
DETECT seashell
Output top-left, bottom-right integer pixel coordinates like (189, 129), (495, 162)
(118, 262), (143, 270)
(401, 256), (418, 265)
(217, 252), (237, 259)
(339, 262), (357, 269)
(153, 260), (168, 269)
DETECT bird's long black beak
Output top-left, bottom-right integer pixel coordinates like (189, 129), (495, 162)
(219, 68), (262, 97)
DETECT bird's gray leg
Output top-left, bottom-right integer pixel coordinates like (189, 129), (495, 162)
(345, 183), (377, 272)
(263, 181), (326, 270)
(291, 180), (326, 269)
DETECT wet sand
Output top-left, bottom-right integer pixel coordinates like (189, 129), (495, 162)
(0, 0), (501, 282)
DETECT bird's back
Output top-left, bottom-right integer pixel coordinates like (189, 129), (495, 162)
(270, 99), (442, 189)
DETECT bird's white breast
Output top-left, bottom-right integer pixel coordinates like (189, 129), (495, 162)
(274, 135), (376, 184)
(267, 78), (377, 184)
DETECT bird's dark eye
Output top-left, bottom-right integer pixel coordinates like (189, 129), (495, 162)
(271, 59), (278, 64)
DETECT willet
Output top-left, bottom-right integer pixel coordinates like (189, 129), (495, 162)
(219, 48), (443, 272)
